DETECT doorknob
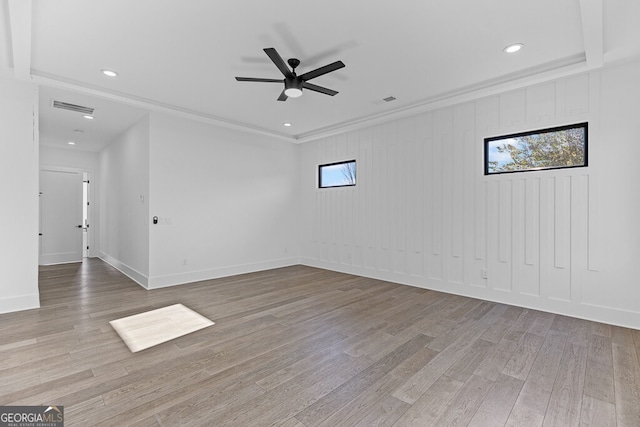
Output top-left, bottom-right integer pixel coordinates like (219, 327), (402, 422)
(76, 225), (83, 228)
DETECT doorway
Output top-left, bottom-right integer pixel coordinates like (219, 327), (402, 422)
(82, 175), (90, 258)
(39, 166), (90, 265)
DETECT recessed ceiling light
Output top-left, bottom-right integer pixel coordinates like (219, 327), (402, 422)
(83, 115), (94, 120)
(101, 69), (119, 77)
(67, 141), (76, 145)
(504, 43), (524, 54)
(283, 123), (292, 127)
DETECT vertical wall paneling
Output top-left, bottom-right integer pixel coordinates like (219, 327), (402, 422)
(372, 126), (383, 270)
(587, 174), (600, 271)
(474, 182), (488, 261)
(422, 114), (435, 280)
(353, 130), (366, 267)
(412, 129), (426, 278)
(526, 82), (557, 123)
(564, 74), (590, 116)
(439, 108), (459, 283)
(554, 176), (571, 269)
(546, 176), (571, 301)
(472, 181), (488, 287)
(379, 124), (392, 271)
(452, 109), (466, 259)
(486, 180), (499, 289)
(498, 180), (512, 263)
(362, 127), (375, 269)
(499, 89), (526, 129)
(524, 178), (540, 266)
(311, 141), (321, 259)
(461, 102), (476, 286)
(429, 111), (443, 280)
(394, 119), (408, 274)
(495, 180), (512, 291)
(477, 96), (501, 135)
(570, 174), (589, 304)
(539, 177), (553, 299)
(586, 72), (600, 272)
(511, 179), (525, 295)
(296, 66), (626, 326)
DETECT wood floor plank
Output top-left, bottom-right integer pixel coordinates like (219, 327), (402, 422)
(542, 343), (587, 427)
(316, 347), (438, 427)
(612, 342), (640, 426)
(430, 374), (494, 426)
(0, 259), (634, 426)
(352, 395), (410, 427)
(392, 319), (492, 404)
(583, 333), (615, 404)
(514, 330), (567, 415)
(580, 395), (616, 427)
(474, 337), (520, 381)
(502, 332), (545, 380)
(467, 373), (523, 426)
(294, 334), (431, 426)
(391, 375), (463, 426)
(505, 404), (545, 427)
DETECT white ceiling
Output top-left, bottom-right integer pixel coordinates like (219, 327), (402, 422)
(2, 0), (640, 152)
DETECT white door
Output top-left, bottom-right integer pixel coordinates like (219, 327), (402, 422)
(39, 168), (84, 265)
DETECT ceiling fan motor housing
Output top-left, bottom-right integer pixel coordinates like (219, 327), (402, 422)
(284, 77), (303, 97)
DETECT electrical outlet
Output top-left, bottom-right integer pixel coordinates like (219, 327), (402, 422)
(481, 268), (489, 279)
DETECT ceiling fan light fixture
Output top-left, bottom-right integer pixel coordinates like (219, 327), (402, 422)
(284, 88), (302, 98)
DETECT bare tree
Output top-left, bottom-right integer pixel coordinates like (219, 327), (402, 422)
(340, 162), (356, 185)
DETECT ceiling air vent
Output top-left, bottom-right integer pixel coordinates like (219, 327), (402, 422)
(51, 100), (95, 115)
(382, 96), (397, 103)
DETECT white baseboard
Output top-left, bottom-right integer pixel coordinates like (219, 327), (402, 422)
(39, 252), (82, 265)
(98, 252), (149, 289)
(0, 293), (40, 314)
(148, 257), (300, 289)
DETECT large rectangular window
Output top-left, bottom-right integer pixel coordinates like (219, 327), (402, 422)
(319, 160), (356, 188)
(485, 122), (588, 175)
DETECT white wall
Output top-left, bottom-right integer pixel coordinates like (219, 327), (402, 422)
(0, 75), (40, 313)
(99, 115), (150, 285)
(40, 146), (100, 257)
(299, 59), (640, 329)
(147, 112), (299, 288)
(40, 146), (99, 171)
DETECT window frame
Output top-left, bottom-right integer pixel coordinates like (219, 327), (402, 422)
(318, 159), (357, 189)
(484, 122), (588, 176)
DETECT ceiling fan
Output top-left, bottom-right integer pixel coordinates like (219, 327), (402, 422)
(235, 47), (345, 101)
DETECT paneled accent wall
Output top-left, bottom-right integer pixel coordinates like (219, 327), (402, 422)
(299, 70), (636, 327)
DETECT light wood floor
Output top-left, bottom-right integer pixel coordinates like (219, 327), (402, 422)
(1, 259), (639, 426)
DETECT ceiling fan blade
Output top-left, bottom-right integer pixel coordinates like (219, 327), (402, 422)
(299, 60), (345, 81)
(302, 82), (338, 96)
(264, 48), (293, 78)
(277, 90), (288, 101)
(235, 77), (283, 83)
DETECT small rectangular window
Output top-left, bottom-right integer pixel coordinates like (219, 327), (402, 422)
(319, 160), (356, 188)
(485, 122), (588, 175)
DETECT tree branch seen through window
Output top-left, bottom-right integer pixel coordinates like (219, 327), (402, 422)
(485, 123), (587, 175)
